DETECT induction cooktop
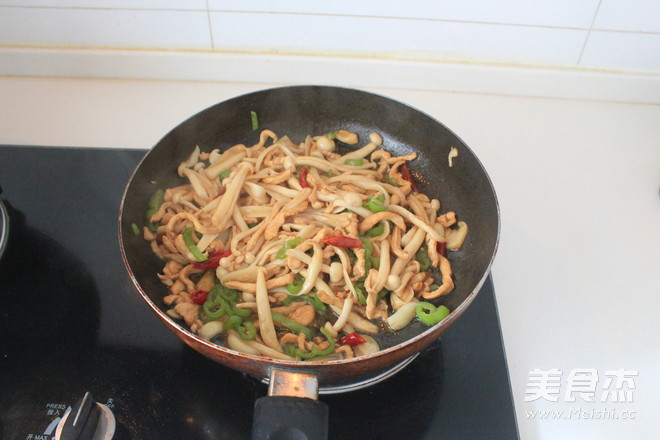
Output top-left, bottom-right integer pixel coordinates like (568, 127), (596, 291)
(0, 146), (518, 440)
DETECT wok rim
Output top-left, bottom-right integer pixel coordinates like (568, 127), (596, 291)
(118, 85), (501, 379)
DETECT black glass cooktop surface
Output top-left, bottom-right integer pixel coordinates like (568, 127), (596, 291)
(0, 146), (518, 440)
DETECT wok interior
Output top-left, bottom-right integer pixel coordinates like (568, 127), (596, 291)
(119, 86), (499, 378)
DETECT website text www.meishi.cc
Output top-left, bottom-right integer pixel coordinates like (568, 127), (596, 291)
(526, 407), (637, 420)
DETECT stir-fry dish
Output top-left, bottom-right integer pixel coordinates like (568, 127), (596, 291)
(139, 129), (468, 361)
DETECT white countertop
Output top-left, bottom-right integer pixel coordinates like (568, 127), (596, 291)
(1, 64), (658, 439)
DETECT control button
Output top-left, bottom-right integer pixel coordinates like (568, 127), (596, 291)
(55, 392), (116, 440)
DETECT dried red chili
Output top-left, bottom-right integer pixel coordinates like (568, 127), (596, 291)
(400, 162), (419, 193)
(339, 332), (367, 347)
(193, 249), (231, 270)
(190, 289), (209, 305)
(436, 241), (447, 257)
(298, 167), (309, 188)
(321, 235), (363, 248)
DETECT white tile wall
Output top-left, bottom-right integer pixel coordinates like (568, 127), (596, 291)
(593, 0), (660, 33)
(0, 0), (658, 73)
(208, 0), (601, 28)
(0, 1), (206, 10)
(581, 31), (660, 72)
(0, 6), (211, 49)
(209, 12), (587, 66)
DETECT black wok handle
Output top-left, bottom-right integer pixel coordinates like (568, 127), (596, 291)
(252, 369), (328, 440)
(253, 396), (328, 440)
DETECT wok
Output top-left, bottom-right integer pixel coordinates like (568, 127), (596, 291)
(119, 85), (499, 439)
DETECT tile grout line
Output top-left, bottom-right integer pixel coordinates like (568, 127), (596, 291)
(206, 0), (215, 50)
(2, 44), (659, 76)
(0, 5), (658, 35)
(578, 0), (603, 65)
(209, 9), (660, 35)
(0, 4), (204, 12)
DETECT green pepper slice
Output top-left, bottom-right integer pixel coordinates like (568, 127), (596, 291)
(354, 285), (367, 306)
(362, 194), (386, 213)
(360, 235), (375, 273)
(224, 314), (243, 330)
(145, 188), (165, 232)
(285, 273), (304, 295)
(416, 302), (450, 326)
(277, 236), (302, 260)
(306, 291), (327, 312)
(415, 243), (431, 272)
(224, 311), (256, 340)
(283, 289), (327, 313)
(183, 227), (207, 262)
(365, 221), (385, 237)
(344, 158), (364, 166)
(146, 189), (164, 218)
(370, 255), (380, 270)
(383, 175), (399, 187)
(250, 110), (259, 131)
(271, 312), (314, 339)
(346, 248), (357, 266)
(282, 295), (302, 307)
(287, 327), (336, 360)
(209, 284), (239, 303)
(203, 297), (230, 319)
(236, 321), (256, 340)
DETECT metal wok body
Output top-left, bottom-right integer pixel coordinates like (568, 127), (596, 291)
(118, 85), (499, 385)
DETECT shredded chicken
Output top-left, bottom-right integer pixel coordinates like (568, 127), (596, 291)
(142, 128), (468, 362)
